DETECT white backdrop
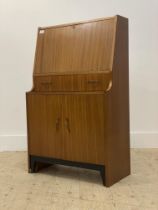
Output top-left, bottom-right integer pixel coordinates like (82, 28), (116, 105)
(0, 0), (158, 150)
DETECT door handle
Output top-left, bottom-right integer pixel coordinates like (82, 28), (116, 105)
(65, 118), (70, 133)
(55, 118), (60, 131)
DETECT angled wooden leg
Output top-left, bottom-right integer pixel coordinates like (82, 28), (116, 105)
(104, 165), (131, 187)
(100, 166), (112, 187)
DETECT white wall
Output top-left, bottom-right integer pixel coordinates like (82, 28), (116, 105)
(0, 0), (158, 150)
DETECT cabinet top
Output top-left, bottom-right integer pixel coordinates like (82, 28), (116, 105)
(33, 15), (124, 76)
(38, 16), (117, 30)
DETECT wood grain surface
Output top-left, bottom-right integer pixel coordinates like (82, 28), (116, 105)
(26, 15), (130, 187)
(27, 93), (105, 164)
(33, 18), (116, 75)
(33, 72), (112, 92)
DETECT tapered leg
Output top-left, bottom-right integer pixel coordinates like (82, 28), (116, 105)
(100, 167), (112, 187)
(104, 166), (131, 187)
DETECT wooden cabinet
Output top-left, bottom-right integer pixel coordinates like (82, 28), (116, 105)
(27, 93), (105, 164)
(26, 15), (130, 187)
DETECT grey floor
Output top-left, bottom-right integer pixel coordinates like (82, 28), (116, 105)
(0, 149), (158, 210)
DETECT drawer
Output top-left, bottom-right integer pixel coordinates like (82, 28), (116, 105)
(34, 76), (52, 91)
(34, 73), (111, 92)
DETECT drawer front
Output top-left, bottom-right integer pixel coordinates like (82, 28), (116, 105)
(34, 73), (111, 92)
(34, 76), (52, 92)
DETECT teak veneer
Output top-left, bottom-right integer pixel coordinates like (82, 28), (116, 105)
(26, 15), (130, 187)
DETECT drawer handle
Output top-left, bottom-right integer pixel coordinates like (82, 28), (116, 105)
(65, 118), (70, 133)
(41, 82), (52, 85)
(56, 118), (60, 131)
(87, 80), (99, 84)
(40, 82), (53, 88)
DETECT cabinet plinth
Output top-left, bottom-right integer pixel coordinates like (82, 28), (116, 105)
(26, 15), (130, 187)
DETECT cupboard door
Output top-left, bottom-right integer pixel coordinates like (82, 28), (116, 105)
(63, 94), (105, 164)
(27, 94), (63, 158)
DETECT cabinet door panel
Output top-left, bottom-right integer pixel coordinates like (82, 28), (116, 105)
(63, 94), (105, 164)
(27, 94), (63, 158)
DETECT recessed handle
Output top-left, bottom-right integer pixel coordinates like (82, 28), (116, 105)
(87, 80), (99, 84)
(65, 118), (70, 133)
(40, 82), (53, 89)
(56, 118), (60, 131)
(41, 82), (52, 85)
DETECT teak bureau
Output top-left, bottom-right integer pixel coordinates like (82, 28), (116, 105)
(26, 15), (130, 187)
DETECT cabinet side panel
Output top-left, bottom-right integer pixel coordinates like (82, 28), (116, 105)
(34, 32), (44, 74)
(105, 16), (130, 186)
(26, 93), (31, 171)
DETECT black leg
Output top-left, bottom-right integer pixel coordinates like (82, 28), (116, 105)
(100, 166), (105, 186)
(29, 156), (36, 173)
(29, 155), (106, 186)
(29, 155), (52, 173)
